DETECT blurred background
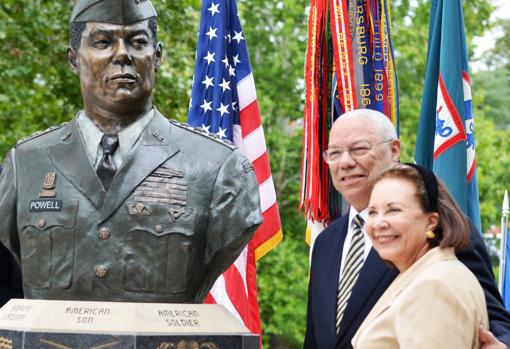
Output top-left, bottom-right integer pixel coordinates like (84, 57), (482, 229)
(0, 0), (509, 347)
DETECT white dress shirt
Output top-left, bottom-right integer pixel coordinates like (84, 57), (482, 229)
(339, 206), (372, 282)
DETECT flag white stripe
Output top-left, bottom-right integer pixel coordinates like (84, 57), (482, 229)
(242, 126), (267, 163)
(233, 247), (249, 296)
(463, 77), (472, 101)
(259, 176), (277, 213)
(208, 275), (244, 324)
(233, 124), (244, 151)
(237, 73), (257, 110)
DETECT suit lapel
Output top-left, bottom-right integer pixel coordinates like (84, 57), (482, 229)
(322, 216), (349, 344)
(99, 111), (179, 223)
(46, 119), (106, 209)
(336, 246), (397, 347)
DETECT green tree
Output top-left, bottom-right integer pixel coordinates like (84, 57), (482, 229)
(473, 68), (510, 130)
(484, 18), (510, 71)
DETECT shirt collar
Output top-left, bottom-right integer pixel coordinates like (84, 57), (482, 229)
(348, 205), (368, 230)
(77, 108), (155, 164)
(117, 108), (155, 157)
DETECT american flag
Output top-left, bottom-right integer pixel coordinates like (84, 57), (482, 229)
(187, 0), (282, 337)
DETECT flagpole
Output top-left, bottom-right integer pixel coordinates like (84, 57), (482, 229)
(499, 190), (509, 293)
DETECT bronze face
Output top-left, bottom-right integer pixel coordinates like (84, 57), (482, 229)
(68, 20), (162, 128)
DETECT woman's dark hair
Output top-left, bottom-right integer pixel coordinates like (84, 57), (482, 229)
(374, 164), (470, 251)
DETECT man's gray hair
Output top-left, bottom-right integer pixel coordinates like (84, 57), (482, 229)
(338, 108), (397, 140)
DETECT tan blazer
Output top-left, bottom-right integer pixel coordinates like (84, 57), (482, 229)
(352, 247), (488, 349)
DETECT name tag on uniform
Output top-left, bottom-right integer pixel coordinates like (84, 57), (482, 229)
(29, 199), (63, 212)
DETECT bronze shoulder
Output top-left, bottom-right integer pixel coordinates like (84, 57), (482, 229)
(16, 122), (69, 147)
(168, 119), (237, 150)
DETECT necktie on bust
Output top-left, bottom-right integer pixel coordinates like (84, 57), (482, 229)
(96, 134), (119, 191)
(336, 214), (365, 335)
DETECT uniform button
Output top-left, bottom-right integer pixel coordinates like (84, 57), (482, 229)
(37, 219), (46, 229)
(155, 224), (163, 233)
(95, 266), (107, 278)
(98, 227), (111, 240)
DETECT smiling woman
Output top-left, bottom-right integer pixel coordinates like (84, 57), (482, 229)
(352, 163), (488, 349)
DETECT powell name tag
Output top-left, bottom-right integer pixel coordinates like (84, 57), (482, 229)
(29, 200), (63, 212)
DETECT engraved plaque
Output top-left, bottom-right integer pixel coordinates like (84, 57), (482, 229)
(0, 300), (258, 349)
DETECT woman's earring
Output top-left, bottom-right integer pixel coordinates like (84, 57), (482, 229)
(426, 230), (436, 239)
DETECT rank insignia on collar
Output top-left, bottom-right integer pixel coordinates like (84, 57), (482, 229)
(153, 131), (164, 142)
(40, 172), (57, 198)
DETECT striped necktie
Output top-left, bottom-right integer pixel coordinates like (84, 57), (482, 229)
(336, 214), (365, 335)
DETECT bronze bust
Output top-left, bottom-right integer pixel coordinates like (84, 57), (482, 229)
(0, 0), (262, 303)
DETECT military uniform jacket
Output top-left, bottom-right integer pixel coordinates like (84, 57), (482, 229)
(0, 110), (262, 303)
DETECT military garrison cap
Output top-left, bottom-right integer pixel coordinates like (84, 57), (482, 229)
(70, 0), (157, 24)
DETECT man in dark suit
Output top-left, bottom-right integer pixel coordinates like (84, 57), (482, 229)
(304, 108), (510, 349)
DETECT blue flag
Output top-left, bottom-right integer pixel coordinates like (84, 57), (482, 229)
(415, 0), (481, 231)
(504, 228), (510, 309)
(187, 0), (250, 141)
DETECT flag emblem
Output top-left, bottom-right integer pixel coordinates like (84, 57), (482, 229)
(433, 75), (466, 159)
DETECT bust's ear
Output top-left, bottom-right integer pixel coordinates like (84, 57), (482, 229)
(154, 42), (163, 72)
(67, 47), (79, 75)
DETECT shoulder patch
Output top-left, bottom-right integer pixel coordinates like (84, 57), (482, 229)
(168, 119), (237, 150)
(16, 122), (69, 146)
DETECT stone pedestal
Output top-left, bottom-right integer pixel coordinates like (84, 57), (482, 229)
(0, 299), (258, 349)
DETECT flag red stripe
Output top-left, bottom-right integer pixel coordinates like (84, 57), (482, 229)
(252, 153), (271, 184)
(245, 242), (262, 341)
(251, 203), (282, 250)
(223, 264), (251, 323)
(240, 101), (262, 137)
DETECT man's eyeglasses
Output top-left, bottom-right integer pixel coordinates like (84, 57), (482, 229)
(322, 139), (394, 164)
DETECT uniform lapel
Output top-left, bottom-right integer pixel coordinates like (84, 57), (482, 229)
(98, 111), (179, 223)
(46, 119), (106, 209)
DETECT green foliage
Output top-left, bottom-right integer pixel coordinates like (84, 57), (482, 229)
(257, 238), (309, 348)
(0, 1), (81, 156)
(471, 113), (510, 228)
(473, 68), (510, 129)
(151, 0), (200, 121)
(484, 18), (510, 71)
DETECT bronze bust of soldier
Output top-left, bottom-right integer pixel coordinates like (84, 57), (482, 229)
(0, 0), (262, 303)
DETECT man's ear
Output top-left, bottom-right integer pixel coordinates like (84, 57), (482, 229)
(67, 47), (79, 75)
(154, 42), (163, 72)
(391, 138), (401, 163)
